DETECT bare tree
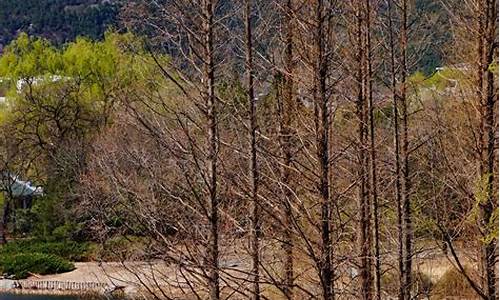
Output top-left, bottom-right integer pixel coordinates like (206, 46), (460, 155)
(314, 0), (333, 298)
(474, 2), (498, 298)
(244, 0), (261, 298)
(386, 0), (405, 298)
(278, 0), (296, 297)
(364, 0), (381, 298)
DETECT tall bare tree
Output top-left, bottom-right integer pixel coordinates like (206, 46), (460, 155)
(314, 0), (333, 298)
(279, 0), (296, 297)
(399, 2), (413, 299)
(474, 0), (498, 298)
(386, 0), (405, 298)
(354, 0), (372, 298)
(202, 1), (220, 298)
(364, 0), (381, 298)
(244, 0), (261, 298)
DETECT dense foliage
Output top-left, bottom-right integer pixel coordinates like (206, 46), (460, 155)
(0, 252), (74, 279)
(0, 239), (89, 261)
(0, 0), (449, 73)
(0, 32), (159, 243)
(0, 0), (118, 48)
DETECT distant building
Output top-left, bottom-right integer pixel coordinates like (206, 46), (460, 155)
(1, 173), (43, 209)
(15, 75), (68, 93)
(435, 63), (470, 72)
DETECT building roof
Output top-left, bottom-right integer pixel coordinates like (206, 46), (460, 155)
(2, 174), (43, 198)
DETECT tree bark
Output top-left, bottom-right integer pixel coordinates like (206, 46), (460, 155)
(476, 0), (498, 298)
(245, 0), (261, 299)
(400, 1), (413, 298)
(364, 0), (379, 298)
(314, 1), (333, 299)
(356, 2), (372, 299)
(202, 0), (220, 298)
(387, 0), (405, 299)
(0, 198), (9, 244)
(279, 0), (295, 297)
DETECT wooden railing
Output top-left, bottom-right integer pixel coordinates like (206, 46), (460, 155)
(15, 280), (109, 291)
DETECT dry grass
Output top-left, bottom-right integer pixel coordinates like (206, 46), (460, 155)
(431, 266), (481, 300)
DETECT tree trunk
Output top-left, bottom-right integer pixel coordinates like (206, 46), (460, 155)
(387, 0), (405, 299)
(245, 0), (261, 299)
(356, 3), (372, 299)
(315, 1), (333, 299)
(477, 0), (498, 298)
(203, 0), (219, 298)
(280, 0), (295, 297)
(364, 0), (379, 298)
(0, 198), (9, 244)
(400, 1), (412, 299)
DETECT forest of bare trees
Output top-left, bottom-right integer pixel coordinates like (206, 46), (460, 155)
(0, 0), (497, 299)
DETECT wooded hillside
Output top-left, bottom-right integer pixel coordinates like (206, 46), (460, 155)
(0, 0), (118, 48)
(0, 1), (497, 299)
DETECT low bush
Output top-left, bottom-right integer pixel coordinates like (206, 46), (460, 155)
(413, 271), (433, 297)
(381, 270), (433, 297)
(431, 267), (479, 299)
(0, 239), (89, 261)
(0, 253), (74, 279)
(95, 235), (150, 261)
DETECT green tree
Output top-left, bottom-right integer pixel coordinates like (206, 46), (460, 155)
(0, 32), (150, 241)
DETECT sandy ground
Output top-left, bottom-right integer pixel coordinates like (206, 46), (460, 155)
(25, 261), (175, 295)
(24, 258), (453, 294)
(15, 245), (479, 298)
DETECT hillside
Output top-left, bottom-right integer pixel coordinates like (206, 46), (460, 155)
(0, 0), (450, 74)
(0, 0), (118, 50)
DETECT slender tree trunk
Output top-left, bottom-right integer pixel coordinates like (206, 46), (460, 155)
(356, 3), (371, 299)
(477, 0), (498, 298)
(400, 1), (412, 298)
(387, 1), (405, 299)
(245, 1), (261, 299)
(0, 198), (9, 244)
(203, 0), (219, 298)
(280, 0), (295, 297)
(314, 1), (333, 299)
(364, 0), (380, 298)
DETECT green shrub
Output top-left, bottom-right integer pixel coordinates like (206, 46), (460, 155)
(0, 253), (74, 279)
(52, 223), (79, 241)
(0, 239), (89, 261)
(12, 209), (37, 235)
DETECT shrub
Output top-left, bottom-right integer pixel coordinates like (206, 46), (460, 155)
(381, 271), (399, 296)
(431, 267), (479, 299)
(52, 223), (79, 241)
(0, 239), (89, 261)
(413, 271), (433, 297)
(12, 209), (37, 235)
(0, 253), (74, 279)
(381, 270), (433, 298)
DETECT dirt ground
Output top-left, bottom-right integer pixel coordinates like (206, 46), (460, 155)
(21, 243), (481, 299)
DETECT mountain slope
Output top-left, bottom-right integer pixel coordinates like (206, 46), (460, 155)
(0, 0), (118, 49)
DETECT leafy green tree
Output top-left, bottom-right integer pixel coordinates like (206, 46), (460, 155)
(0, 32), (151, 241)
